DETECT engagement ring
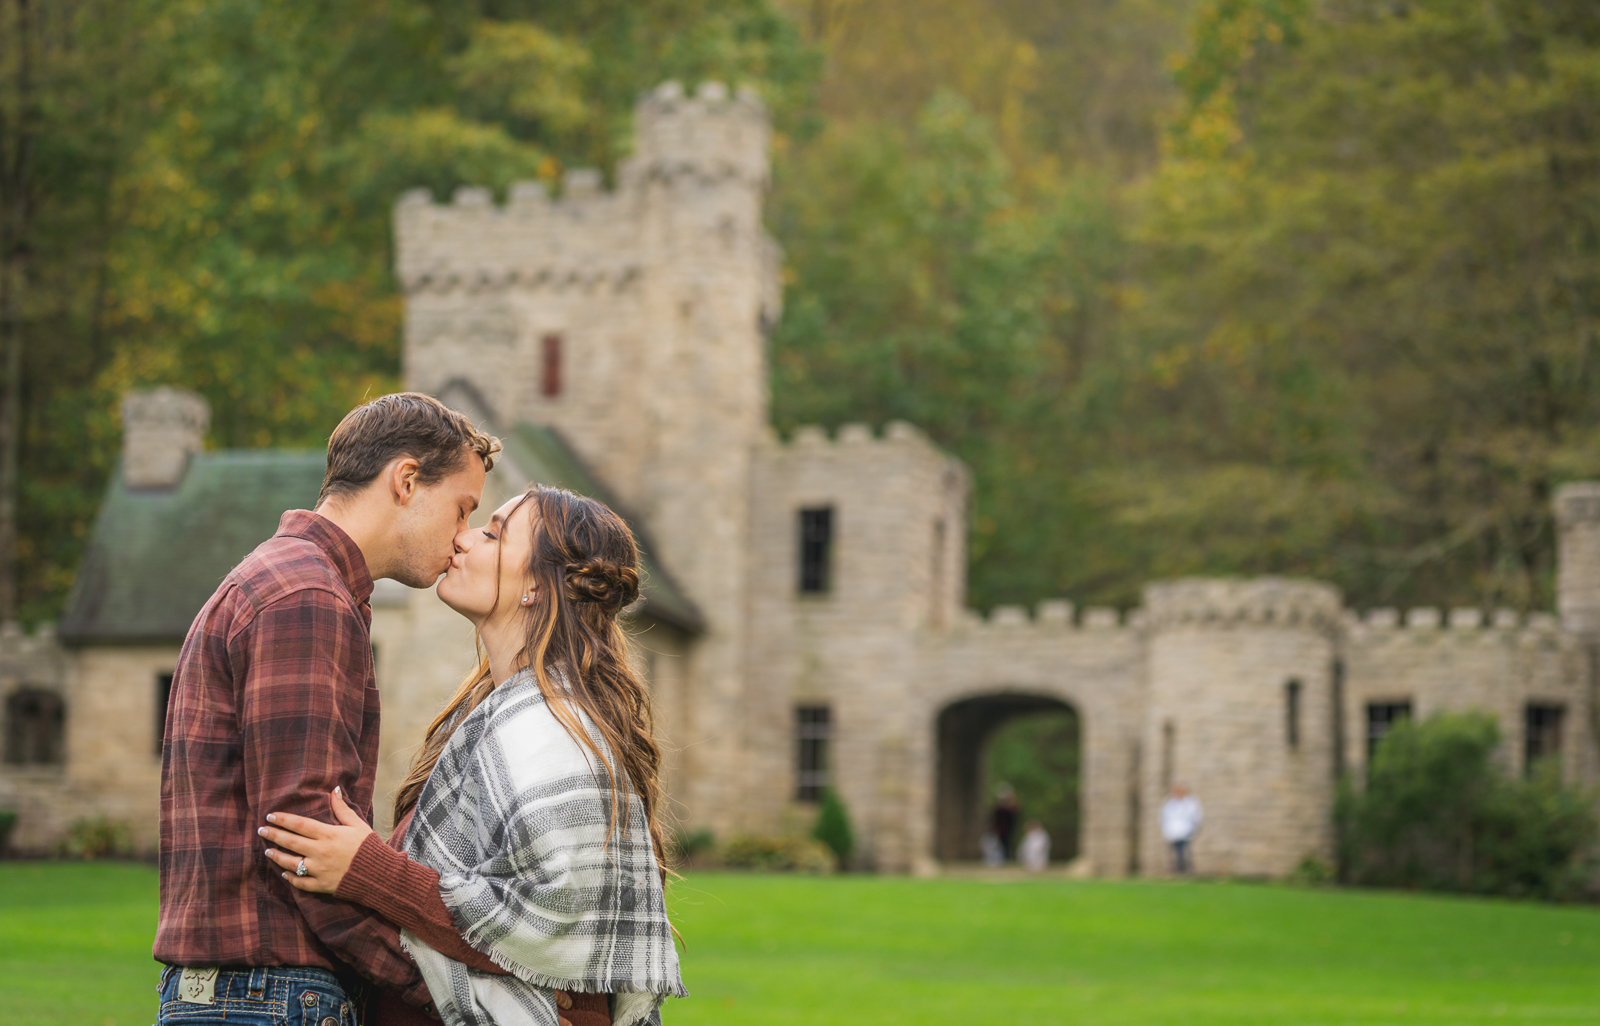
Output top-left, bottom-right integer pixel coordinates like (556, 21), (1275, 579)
(296, 859), (308, 877)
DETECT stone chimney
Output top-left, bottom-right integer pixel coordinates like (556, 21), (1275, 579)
(122, 387), (209, 489)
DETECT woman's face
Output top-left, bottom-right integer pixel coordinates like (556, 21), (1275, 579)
(436, 493), (537, 626)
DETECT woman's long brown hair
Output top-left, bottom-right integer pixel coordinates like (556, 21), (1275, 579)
(393, 486), (668, 883)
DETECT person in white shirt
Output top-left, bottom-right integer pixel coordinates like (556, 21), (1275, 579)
(1159, 785), (1203, 875)
(1018, 820), (1050, 872)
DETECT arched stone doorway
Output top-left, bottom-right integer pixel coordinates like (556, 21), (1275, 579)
(934, 692), (1081, 862)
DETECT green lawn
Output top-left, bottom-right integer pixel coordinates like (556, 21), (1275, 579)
(4, 863), (1599, 1025)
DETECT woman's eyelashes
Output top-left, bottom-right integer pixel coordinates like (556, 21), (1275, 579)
(482, 529), (498, 541)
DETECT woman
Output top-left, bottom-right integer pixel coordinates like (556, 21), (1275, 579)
(258, 486), (685, 1026)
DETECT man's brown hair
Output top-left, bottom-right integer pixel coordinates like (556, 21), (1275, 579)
(316, 393), (500, 507)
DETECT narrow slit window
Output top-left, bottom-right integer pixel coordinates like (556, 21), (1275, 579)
(1365, 701), (1412, 765)
(798, 507), (833, 594)
(541, 333), (563, 397)
(1160, 720), (1175, 792)
(796, 705), (832, 802)
(1525, 703), (1564, 772)
(4, 688), (64, 766)
(155, 673), (174, 756)
(1285, 679), (1302, 750)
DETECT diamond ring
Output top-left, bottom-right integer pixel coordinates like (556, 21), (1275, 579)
(296, 859), (309, 877)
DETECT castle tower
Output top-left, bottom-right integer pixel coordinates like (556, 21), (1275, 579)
(1555, 482), (1600, 637)
(394, 81), (779, 834)
(1141, 578), (1342, 876)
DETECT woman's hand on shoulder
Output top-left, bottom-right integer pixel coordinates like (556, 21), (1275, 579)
(259, 786), (376, 894)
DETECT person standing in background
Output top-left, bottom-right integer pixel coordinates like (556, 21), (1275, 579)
(991, 783), (1021, 861)
(1160, 784), (1203, 875)
(1018, 820), (1050, 872)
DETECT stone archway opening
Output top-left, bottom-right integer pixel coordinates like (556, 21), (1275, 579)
(935, 693), (1081, 863)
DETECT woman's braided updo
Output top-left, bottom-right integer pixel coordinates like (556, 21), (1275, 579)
(562, 558), (640, 615)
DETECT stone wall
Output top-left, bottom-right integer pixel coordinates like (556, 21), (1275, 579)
(1342, 608), (1597, 785)
(744, 421), (967, 869)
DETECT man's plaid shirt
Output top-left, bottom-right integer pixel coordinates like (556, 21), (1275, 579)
(154, 510), (430, 1009)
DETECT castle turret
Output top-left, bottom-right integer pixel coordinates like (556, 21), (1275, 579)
(1142, 578), (1342, 877)
(394, 81), (781, 836)
(1555, 482), (1600, 636)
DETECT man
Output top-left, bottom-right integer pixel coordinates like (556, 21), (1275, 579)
(1160, 784), (1203, 876)
(154, 393), (498, 1024)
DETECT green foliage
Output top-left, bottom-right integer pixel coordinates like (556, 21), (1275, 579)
(811, 788), (854, 866)
(4, 0), (817, 622)
(720, 833), (836, 873)
(0, 809), (15, 853)
(984, 710), (1080, 860)
(58, 816), (132, 860)
(670, 827), (717, 867)
(1337, 712), (1598, 900)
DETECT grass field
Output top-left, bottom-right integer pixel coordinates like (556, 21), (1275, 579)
(4, 862), (1599, 1025)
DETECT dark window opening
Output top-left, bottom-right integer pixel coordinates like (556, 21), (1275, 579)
(155, 673), (174, 756)
(1285, 679), (1302, 750)
(798, 507), (833, 594)
(5, 688), (65, 766)
(1366, 701), (1412, 765)
(796, 704), (832, 802)
(1160, 720), (1175, 792)
(1526, 703), (1565, 772)
(541, 333), (563, 397)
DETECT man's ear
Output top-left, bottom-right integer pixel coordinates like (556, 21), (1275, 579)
(388, 456), (423, 506)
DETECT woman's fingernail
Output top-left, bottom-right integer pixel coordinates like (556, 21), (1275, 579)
(265, 814), (276, 823)
(257, 827), (266, 836)
(334, 786), (341, 795)
(264, 849), (274, 857)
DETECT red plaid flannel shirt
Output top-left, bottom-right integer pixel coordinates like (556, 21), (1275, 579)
(154, 510), (431, 1010)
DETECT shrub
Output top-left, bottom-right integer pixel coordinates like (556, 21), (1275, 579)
(669, 828), (717, 867)
(60, 816), (132, 860)
(721, 834), (835, 874)
(812, 788), (854, 868)
(1337, 712), (1597, 900)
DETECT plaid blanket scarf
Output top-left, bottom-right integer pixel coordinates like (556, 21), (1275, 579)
(400, 667), (685, 1026)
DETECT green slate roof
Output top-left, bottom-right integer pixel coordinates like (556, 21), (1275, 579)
(61, 450), (326, 643)
(61, 423), (703, 643)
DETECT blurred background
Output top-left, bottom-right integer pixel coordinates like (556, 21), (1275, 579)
(6, 0), (1598, 632)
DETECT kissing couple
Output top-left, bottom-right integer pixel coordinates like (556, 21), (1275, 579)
(152, 393), (684, 1026)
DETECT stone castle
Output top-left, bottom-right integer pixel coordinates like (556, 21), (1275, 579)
(2, 81), (1597, 877)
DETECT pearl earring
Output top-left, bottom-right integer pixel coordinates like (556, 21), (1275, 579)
(521, 593), (530, 604)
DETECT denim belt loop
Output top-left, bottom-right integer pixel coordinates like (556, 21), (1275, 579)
(247, 966), (268, 998)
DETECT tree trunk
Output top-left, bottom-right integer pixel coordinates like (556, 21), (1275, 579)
(0, 0), (35, 624)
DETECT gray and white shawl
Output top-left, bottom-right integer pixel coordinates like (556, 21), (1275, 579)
(400, 667), (685, 1026)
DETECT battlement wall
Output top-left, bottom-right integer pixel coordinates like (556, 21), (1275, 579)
(395, 80), (769, 296)
(1144, 577), (1342, 633)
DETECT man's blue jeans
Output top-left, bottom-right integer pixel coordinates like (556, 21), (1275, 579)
(156, 964), (360, 1026)
(1170, 838), (1192, 875)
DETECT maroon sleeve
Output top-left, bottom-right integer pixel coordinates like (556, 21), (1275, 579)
(237, 593), (433, 1010)
(339, 833), (508, 975)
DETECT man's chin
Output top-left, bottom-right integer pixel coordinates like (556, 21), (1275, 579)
(390, 567), (445, 590)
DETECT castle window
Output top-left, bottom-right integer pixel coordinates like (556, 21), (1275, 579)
(541, 333), (563, 397)
(1525, 703), (1564, 772)
(155, 673), (174, 756)
(1365, 701), (1411, 765)
(798, 507), (833, 594)
(1160, 720), (1175, 792)
(1285, 679), (1302, 750)
(795, 704), (832, 802)
(4, 688), (64, 766)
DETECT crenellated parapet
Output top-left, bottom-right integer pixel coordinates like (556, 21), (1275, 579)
(951, 600), (1135, 637)
(1344, 605), (1570, 650)
(1143, 577), (1343, 633)
(394, 80), (769, 297)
